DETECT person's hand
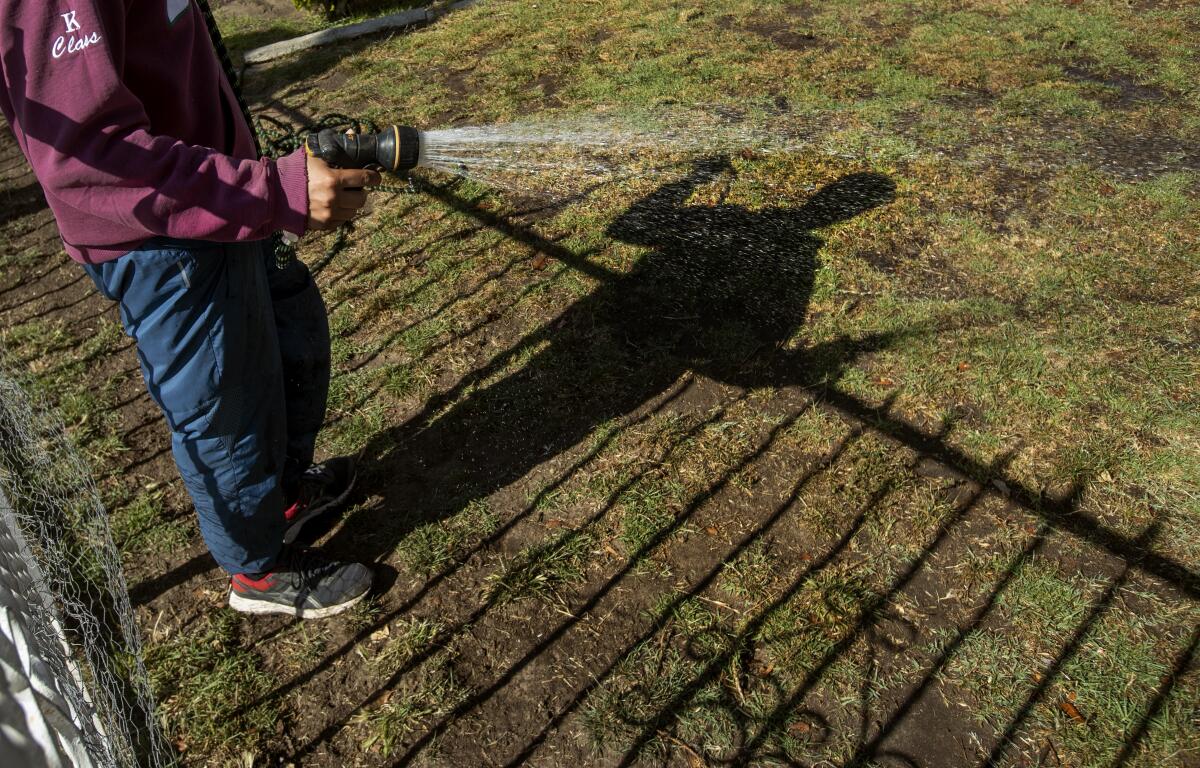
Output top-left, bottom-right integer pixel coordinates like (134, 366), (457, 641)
(305, 155), (381, 232)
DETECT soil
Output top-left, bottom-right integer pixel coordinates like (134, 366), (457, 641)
(0, 114), (1149, 766)
(1061, 62), (1167, 108)
(0, 2), (1194, 767)
(744, 22), (823, 52)
(717, 14), (826, 52)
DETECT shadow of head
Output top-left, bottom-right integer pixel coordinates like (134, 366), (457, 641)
(603, 159), (895, 370)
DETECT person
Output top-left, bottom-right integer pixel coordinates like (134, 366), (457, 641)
(0, 0), (376, 618)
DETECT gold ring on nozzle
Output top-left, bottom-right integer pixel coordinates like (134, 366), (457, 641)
(392, 125), (401, 172)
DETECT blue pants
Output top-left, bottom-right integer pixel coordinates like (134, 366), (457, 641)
(83, 239), (331, 574)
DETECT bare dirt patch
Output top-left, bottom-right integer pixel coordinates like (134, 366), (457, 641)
(1089, 131), (1200, 179)
(717, 14), (825, 52)
(745, 21), (823, 51)
(1061, 62), (1168, 108)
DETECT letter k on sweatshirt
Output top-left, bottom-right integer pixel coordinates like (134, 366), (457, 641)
(0, 0), (309, 264)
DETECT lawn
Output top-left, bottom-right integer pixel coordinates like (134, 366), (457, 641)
(0, 0), (1197, 765)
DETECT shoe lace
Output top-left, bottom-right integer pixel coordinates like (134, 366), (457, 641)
(284, 548), (339, 591)
(300, 463), (335, 484)
(294, 464), (336, 506)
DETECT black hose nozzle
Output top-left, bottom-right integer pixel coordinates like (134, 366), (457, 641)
(305, 125), (421, 172)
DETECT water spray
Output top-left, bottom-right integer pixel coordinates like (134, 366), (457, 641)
(298, 106), (805, 196)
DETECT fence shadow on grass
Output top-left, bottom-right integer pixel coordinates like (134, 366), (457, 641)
(147, 152), (1196, 766)
(0, 71), (1191, 757)
(249, 161), (905, 756)
(330, 160), (896, 561)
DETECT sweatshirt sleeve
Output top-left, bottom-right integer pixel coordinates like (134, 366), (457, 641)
(0, 0), (309, 241)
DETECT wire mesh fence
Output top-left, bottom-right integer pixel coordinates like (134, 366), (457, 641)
(0, 360), (171, 767)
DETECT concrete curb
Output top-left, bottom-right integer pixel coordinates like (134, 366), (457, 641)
(243, 0), (479, 65)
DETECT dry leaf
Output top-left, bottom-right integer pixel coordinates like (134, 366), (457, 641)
(545, 518), (564, 529)
(704, 526), (719, 536)
(1059, 696), (1086, 724)
(877, 376), (896, 387)
(531, 254), (549, 270)
(369, 625), (391, 643)
(656, 730), (704, 768)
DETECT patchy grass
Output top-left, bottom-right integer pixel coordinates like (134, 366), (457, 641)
(110, 486), (192, 556)
(397, 498), (498, 576)
(0, 0), (1195, 765)
(146, 611), (276, 758)
(353, 653), (467, 759)
(369, 616), (443, 677)
(935, 555), (1200, 766)
(488, 526), (599, 604)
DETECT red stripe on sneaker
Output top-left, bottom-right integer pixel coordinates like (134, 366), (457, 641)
(231, 573), (277, 592)
(283, 500), (303, 522)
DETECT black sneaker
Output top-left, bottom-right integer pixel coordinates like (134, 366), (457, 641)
(283, 456), (357, 544)
(228, 547), (373, 618)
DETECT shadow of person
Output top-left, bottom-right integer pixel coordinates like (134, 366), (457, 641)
(324, 159), (898, 564)
(604, 158), (896, 384)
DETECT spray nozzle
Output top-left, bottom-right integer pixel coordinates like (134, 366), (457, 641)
(304, 125), (422, 173)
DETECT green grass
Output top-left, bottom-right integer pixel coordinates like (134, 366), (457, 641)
(934, 555), (1200, 766)
(1, 0), (1195, 764)
(370, 616), (443, 676)
(582, 597), (743, 764)
(353, 655), (466, 759)
(146, 611), (277, 757)
(488, 526), (599, 604)
(397, 498), (498, 576)
(719, 540), (780, 602)
(110, 486), (192, 555)
(354, 624), (466, 760)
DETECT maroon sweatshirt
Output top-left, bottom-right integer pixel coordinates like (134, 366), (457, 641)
(0, 0), (309, 264)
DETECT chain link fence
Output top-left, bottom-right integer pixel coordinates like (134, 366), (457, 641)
(0, 362), (171, 767)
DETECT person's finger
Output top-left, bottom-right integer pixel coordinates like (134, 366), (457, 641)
(336, 189), (368, 210)
(336, 168), (382, 189)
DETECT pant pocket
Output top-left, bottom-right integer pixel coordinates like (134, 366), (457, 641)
(116, 247), (229, 429)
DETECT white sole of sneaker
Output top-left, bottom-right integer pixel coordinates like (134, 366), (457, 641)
(228, 588), (368, 619)
(282, 472), (357, 545)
